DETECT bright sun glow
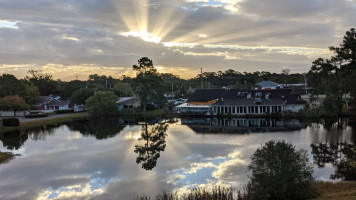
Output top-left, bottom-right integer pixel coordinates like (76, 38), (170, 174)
(120, 31), (161, 43)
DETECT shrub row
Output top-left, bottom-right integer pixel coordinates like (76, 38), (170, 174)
(2, 118), (20, 127)
(55, 109), (74, 114)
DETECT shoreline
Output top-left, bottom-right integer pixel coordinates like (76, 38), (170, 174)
(1, 110), (355, 133)
(0, 112), (90, 133)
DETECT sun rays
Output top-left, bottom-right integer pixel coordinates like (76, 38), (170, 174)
(111, 0), (331, 61)
(120, 31), (161, 43)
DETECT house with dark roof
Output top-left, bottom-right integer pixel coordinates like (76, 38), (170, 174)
(117, 97), (141, 111)
(32, 96), (61, 110)
(176, 88), (306, 116)
(32, 96), (71, 111)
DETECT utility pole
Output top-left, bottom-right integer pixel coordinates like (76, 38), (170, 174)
(105, 78), (108, 88)
(303, 73), (308, 94)
(171, 82), (174, 100)
(201, 68), (203, 89)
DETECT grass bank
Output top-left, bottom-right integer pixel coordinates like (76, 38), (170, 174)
(311, 181), (356, 200)
(0, 152), (16, 164)
(134, 182), (356, 200)
(0, 112), (89, 133)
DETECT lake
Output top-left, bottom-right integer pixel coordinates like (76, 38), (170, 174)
(0, 117), (355, 200)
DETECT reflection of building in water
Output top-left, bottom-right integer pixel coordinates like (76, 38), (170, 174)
(181, 118), (306, 133)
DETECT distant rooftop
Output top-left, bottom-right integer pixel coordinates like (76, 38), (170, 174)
(256, 81), (279, 88)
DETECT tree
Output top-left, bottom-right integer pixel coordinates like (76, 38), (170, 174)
(25, 70), (58, 96)
(0, 96), (30, 116)
(84, 91), (119, 116)
(0, 74), (26, 97)
(248, 140), (314, 200)
(133, 57), (157, 74)
(113, 81), (133, 97)
(330, 28), (356, 106)
(23, 82), (40, 104)
(88, 74), (117, 89)
(58, 80), (86, 98)
(329, 28), (356, 66)
(70, 88), (95, 106)
(133, 57), (165, 111)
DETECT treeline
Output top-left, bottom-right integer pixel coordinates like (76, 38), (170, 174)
(0, 68), (307, 104)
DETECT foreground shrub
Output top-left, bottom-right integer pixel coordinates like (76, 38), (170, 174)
(135, 187), (233, 200)
(247, 140), (315, 200)
(2, 118), (20, 127)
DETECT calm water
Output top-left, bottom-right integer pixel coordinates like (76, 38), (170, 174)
(0, 117), (355, 200)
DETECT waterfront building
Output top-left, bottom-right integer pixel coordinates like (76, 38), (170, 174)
(176, 88), (306, 116)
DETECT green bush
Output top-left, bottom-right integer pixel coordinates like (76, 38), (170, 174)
(247, 140), (315, 200)
(3, 118), (20, 127)
(55, 109), (74, 114)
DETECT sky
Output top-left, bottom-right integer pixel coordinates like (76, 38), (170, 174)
(0, 0), (355, 80)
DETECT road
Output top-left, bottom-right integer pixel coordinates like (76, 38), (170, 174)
(1, 113), (83, 123)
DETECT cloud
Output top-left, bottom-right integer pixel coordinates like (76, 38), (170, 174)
(0, 0), (354, 80)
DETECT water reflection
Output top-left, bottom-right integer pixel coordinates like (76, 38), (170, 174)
(0, 117), (355, 200)
(311, 142), (356, 180)
(134, 120), (168, 170)
(66, 118), (125, 139)
(0, 131), (28, 150)
(182, 117), (307, 134)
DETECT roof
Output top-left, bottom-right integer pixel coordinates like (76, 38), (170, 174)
(47, 100), (70, 106)
(188, 88), (306, 105)
(117, 97), (133, 104)
(176, 103), (210, 108)
(34, 96), (60, 106)
(117, 97), (140, 105)
(256, 81), (279, 87)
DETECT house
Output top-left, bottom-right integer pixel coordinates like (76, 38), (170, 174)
(32, 96), (71, 111)
(177, 88), (306, 116)
(32, 96), (61, 110)
(46, 100), (71, 111)
(256, 81), (281, 89)
(74, 104), (85, 112)
(117, 97), (141, 111)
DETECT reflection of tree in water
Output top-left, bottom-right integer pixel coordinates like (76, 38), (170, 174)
(25, 124), (59, 141)
(134, 121), (168, 170)
(66, 118), (125, 139)
(0, 124), (63, 151)
(311, 143), (356, 180)
(0, 131), (28, 150)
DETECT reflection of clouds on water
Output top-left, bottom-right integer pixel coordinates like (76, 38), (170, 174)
(0, 119), (354, 199)
(66, 131), (83, 140)
(37, 179), (110, 200)
(166, 149), (248, 194)
(313, 163), (337, 182)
